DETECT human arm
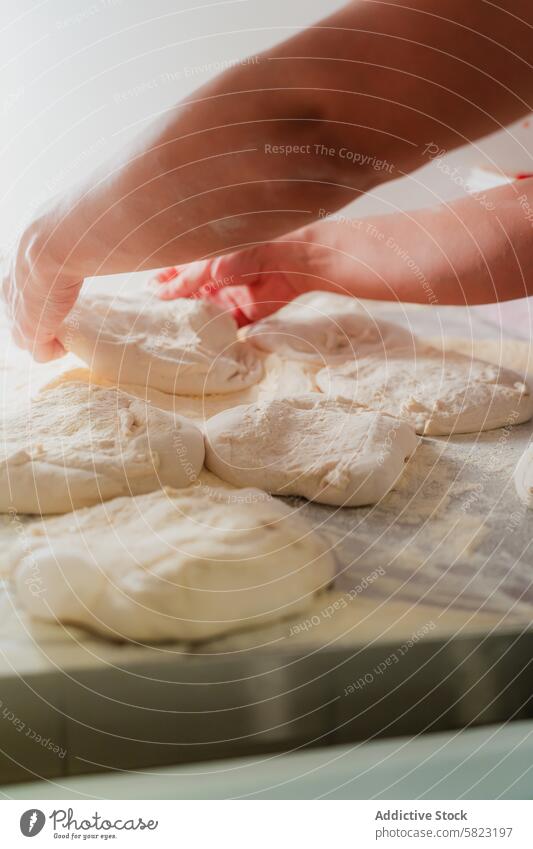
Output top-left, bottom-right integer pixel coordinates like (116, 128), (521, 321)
(7, 0), (533, 357)
(152, 177), (533, 323)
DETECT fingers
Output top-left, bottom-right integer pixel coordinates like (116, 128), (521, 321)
(150, 256), (259, 326)
(153, 266), (180, 284)
(148, 243), (301, 327)
(11, 312), (66, 360)
(10, 315), (66, 360)
(208, 286), (253, 327)
(208, 280), (291, 326)
(150, 248), (262, 301)
(7, 271), (81, 362)
(150, 260), (215, 300)
(30, 338), (66, 363)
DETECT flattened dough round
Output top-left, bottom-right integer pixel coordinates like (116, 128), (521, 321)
(9, 486), (335, 642)
(514, 443), (533, 508)
(204, 395), (417, 506)
(59, 293), (263, 395)
(245, 292), (412, 363)
(316, 346), (533, 435)
(0, 382), (204, 514)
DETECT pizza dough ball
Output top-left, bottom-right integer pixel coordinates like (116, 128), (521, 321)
(9, 486), (335, 642)
(0, 382), (204, 514)
(514, 443), (533, 508)
(244, 292), (412, 364)
(204, 395), (417, 506)
(59, 293), (263, 395)
(317, 346), (533, 436)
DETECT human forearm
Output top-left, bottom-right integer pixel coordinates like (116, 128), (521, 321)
(299, 180), (533, 306)
(150, 178), (533, 323)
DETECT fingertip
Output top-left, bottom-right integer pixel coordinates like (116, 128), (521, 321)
(31, 338), (66, 363)
(153, 267), (179, 284)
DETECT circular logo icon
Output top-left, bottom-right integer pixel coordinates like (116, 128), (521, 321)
(20, 809), (46, 837)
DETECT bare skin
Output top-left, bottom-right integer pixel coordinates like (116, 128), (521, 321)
(152, 178), (533, 324)
(4, 0), (533, 359)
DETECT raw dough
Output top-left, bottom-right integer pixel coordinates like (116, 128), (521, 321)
(59, 293), (263, 395)
(514, 443), (533, 507)
(0, 382), (204, 514)
(428, 335), (533, 377)
(317, 345), (533, 435)
(42, 352), (317, 424)
(204, 395), (417, 506)
(8, 485), (335, 642)
(245, 292), (412, 363)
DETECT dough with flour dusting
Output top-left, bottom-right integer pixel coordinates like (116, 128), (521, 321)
(59, 293), (263, 395)
(0, 382), (204, 514)
(245, 292), (412, 363)
(317, 346), (533, 435)
(8, 486), (335, 642)
(42, 352), (317, 425)
(514, 443), (533, 508)
(204, 395), (417, 505)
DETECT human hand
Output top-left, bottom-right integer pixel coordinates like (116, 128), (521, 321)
(150, 238), (335, 326)
(2, 222), (82, 362)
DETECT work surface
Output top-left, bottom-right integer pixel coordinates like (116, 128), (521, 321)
(1, 284), (532, 782)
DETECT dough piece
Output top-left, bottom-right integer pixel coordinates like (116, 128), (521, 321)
(8, 486), (335, 642)
(204, 395), (417, 506)
(59, 293), (263, 395)
(428, 335), (533, 377)
(255, 354), (318, 398)
(316, 346), (533, 436)
(245, 291), (412, 364)
(43, 352), (317, 425)
(514, 444), (533, 508)
(0, 382), (204, 514)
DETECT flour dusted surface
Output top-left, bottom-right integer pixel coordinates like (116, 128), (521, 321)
(0, 382), (204, 514)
